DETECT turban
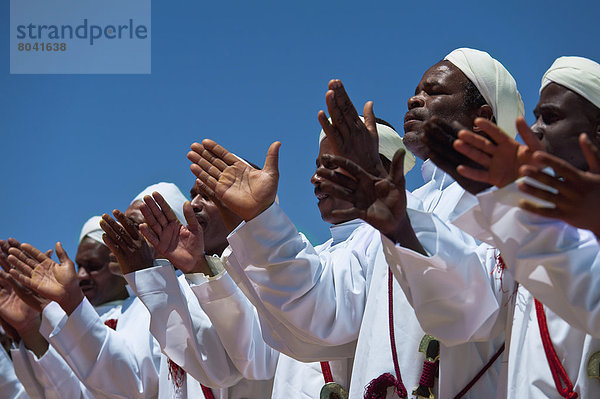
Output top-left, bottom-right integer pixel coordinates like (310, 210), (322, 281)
(445, 48), (524, 138)
(319, 118), (416, 174)
(131, 182), (188, 225)
(79, 216), (104, 245)
(541, 56), (600, 110)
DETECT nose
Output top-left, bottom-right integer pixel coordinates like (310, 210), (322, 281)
(311, 170), (322, 186)
(530, 118), (545, 140)
(408, 93), (425, 110)
(190, 195), (204, 211)
(77, 266), (90, 280)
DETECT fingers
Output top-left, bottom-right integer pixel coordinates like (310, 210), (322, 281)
(139, 224), (160, 249)
(580, 133), (600, 173)
(529, 151), (580, 182)
(19, 243), (48, 264)
(44, 249), (54, 259)
(389, 149), (406, 186)
(113, 209), (141, 241)
(142, 194), (169, 228)
(139, 201), (163, 238)
(315, 167), (358, 191)
(201, 139), (240, 166)
(329, 79), (362, 131)
(453, 138), (493, 169)
(264, 141), (281, 174)
(100, 214), (135, 250)
(0, 241), (10, 272)
(456, 165), (492, 183)
(182, 201), (202, 233)
(518, 199), (560, 218)
(330, 207), (364, 221)
(194, 179), (219, 202)
(318, 109), (343, 150)
(517, 180), (559, 203)
(456, 129), (496, 156)
(325, 88), (351, 141)
(363, 101), (377, 136)
(6, 248), (37, 277)
(474, 118), (509, 144)
(516, 117), (544, 151)
(320, 154), (367, 179)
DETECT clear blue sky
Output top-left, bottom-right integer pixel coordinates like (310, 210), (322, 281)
(2, 0), (600, 259)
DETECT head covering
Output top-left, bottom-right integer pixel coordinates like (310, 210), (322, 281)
(541, 56), (600, 110)
(444, 48), (524, 138)
(319, 118), (416, 174)
(79, 216), (104, 245)
(131, 182), (188, 225)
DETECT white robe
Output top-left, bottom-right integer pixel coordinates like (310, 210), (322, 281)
(379, 159), (507, 398)
(39, 294), (162, 399)
(0, 346), (30, 399)
(451, 180), (600, 397)
(11, 298), (127, 399)
(188, 262), (352, 399)
(125, 260), (275, 399)
(225, 202), (427, 398)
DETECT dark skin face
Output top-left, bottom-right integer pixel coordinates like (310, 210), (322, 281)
(403, 61), (480, 160)
(532, 82), (600, 171)
(311, 138), (355, 224)
(75, 237), (128, 307)
(190, 182), (229, 255)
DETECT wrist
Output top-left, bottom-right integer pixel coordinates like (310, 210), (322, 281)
(386, 215), (427, 256)
(178, 255), (212, 276)
(14, 315), (41, 338)
(244, 200), (274, 222)
(60, 289), (85, 315)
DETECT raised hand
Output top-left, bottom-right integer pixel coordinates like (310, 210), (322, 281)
(193, 179), (243, 233)
(100, 209), (154, 275)
(422, 117), (493, 195)
(317, 79), (386, 177)
(453, 117), (544, 188)
(7, 242), (83, 315)
(0, 271), (40, 334)
(139, 192), (210, 274)
(517, 133), (600, 238)
(188, 139), (281, 221)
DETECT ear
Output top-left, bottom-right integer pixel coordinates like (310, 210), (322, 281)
(472, 104), (494, 132)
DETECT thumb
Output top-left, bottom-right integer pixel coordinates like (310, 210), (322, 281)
(580, 133), (600, 173)
(389, 149), (406, 186)
(363, 101), (377, 136)
(55, 242), (72, 266)
(264, 141), (281, 174)
(517, 117), (543, 151)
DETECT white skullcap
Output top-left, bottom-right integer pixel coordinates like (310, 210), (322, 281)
(131, 182), (188, 225)
(319, 118), (416, 175)
(445, 48), (524, 138)
(79, 216), (104, 245)
(541, 56), (600, 110)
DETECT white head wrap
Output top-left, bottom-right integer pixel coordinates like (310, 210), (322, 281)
(540, 56), (600, 110)
(79, 216), (104, 245)
(319, 118), (416, 174)
(444, 48), (524, 138)
(131, 182), (188, 225)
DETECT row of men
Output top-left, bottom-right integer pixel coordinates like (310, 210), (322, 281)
(0, 47), (599, 399)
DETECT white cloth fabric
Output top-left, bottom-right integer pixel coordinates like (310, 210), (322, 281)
(0, 347), (30, 399)
(188, 260), (352, 399)
(39, 295), (162, 399)
(541, 56), (600, 109)
(132, 182), (188, 225)
(381, 159), (507, 398)
(79, 216), (104, 245)
(319, 117), (416, 173)
(125, 260), (274, 399)
(10, 299), (125, 399)
(225, 201), (429, 398)
(451, 181), (600, 397)
(445, 48), (524, 138)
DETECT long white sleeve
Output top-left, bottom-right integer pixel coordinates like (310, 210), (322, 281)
(187, 269), (279, 381)
(0, 347), (31, 399)
(125, 260), (243, 389)
(41, 297), (160, 399)
(226, 203), (377, 359)
(382, 208), (512, 347)
(453, 182), (600, 337)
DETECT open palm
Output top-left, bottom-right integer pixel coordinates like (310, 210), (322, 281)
(189, 139), (281, 221)
(0, 277), (39, 332)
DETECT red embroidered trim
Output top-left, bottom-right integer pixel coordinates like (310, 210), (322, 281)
(103, 319), (118, 330)
(201, 384), (215, 399)
(320, 361), (334, 384)
(418, 360), (437, 388)
(535, 299), (578, 398)
(167, 359), (186, 395)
